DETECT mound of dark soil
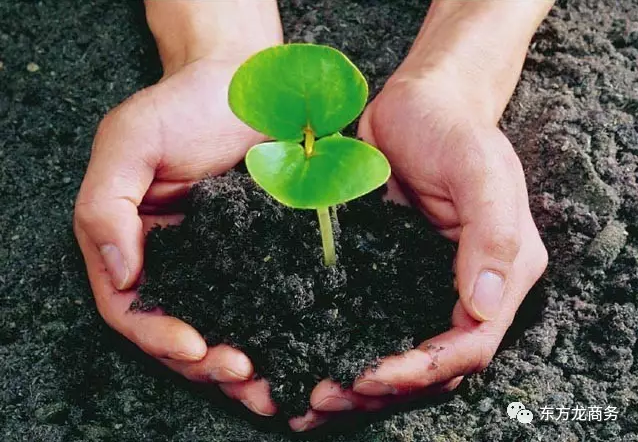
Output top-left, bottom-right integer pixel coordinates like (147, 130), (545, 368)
(137, 171), (456, 416)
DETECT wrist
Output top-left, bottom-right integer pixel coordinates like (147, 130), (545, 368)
(145, 0), (283, 77)
(394, 0), (553, 123)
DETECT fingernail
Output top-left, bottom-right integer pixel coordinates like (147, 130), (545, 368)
(100, 244), (129, 290)
(241, 400), (274, 417)
(353, 380), (397, 396)
(313, 396), (354, 411)
(210, 367), (251, 382)
(471, 270), (505, 321)
(167, 351), (202, 362)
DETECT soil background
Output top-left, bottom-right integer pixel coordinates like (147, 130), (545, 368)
(1, 0), (637, 441)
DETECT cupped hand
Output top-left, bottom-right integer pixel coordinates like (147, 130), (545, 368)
(292, 73), (548, 431)
(73, 56), (277, 418)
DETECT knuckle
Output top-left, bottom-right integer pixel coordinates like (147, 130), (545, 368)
(446, 128), (524, 189)
(73, 196), (90, 231)
(73, 197), (99, 230)
(523, 223), (549, 279)
(74, 195), (117, 237)
(537, 240), (549, 274)
(504, 147), (523, 170)
(500, 148), (525, 179)
(72, 201), (84, 235)
(93, 110), (120, 150)
(483, 225), (521, 263)
(93, 91), (153, 146)
(95, 111), (114, 136)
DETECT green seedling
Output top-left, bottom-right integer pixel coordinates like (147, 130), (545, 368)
(228, 44), (391, 266)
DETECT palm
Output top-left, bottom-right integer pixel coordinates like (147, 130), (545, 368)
(359, 77), (516, 242)
(134, 58), (266, 214)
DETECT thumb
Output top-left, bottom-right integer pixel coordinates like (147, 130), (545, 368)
(74, 109), (159, 290)
(448, 130), (523, 322)
(357, 106), (376, 145)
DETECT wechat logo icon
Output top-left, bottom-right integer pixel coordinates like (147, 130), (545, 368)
(507, 401), (534, 424)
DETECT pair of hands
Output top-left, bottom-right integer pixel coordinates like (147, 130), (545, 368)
(74, 50), (547, 431)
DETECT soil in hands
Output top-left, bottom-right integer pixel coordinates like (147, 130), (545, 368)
(136, 171), (457, 417)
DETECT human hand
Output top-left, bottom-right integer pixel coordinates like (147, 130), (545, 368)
(74, 0), (282, 418)
(290, 72), (548, 430)
(291, 0), (553, 427)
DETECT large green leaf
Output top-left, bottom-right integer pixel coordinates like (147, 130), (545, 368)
(229, 44), (368, 142)
(245, 136), (390, 209)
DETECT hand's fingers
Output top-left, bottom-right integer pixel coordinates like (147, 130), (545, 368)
(310, 380), (393, 412)
(311, 380), (384, 412)
(141, 180), (193, 208)
(352, 320), (503, 396)
(219, 379), (277, 417)
(310, 377), (464, 412)
(444, 129), (526, 322)
(478, 213), (548, 322)
(289, 409), (330, 433)
(75, 223), (207, 362)
(160, 344), (253, 383)
(126, 314), (207, 361)
(74, 98), (161, 290)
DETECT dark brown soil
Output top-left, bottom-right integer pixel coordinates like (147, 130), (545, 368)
(136, 171), (456, 416)
(1, 0), (637, 440)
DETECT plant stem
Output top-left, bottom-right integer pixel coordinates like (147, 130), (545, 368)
(317, 207), (336, 266)
(304, 127), (315, 157)
(306, 128), (333, 264)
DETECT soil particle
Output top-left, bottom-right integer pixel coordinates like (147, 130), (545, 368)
(586, 220), (629, 267)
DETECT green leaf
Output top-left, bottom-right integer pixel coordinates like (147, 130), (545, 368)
(229, 44), (368, 142)
(245, 136), (390, 209)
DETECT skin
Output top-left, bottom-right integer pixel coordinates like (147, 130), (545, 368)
(73, 0), (553, 432)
